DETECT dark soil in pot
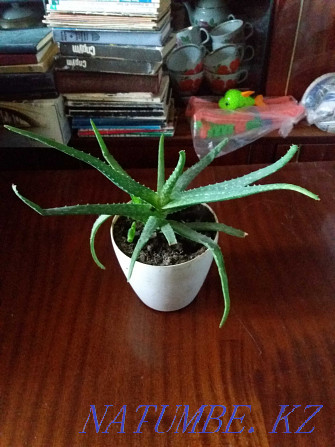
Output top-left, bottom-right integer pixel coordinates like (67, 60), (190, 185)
(113, 204), (216, 266)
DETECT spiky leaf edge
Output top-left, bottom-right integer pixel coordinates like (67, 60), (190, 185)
(5, 125), (158, 207)
(171, 221), (230, 327)
(173, 138), (229, 193)
(12, 185), (156, 220)
(164, 182), (319, 211)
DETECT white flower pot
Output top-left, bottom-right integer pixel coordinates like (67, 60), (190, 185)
(110, 205), (218, 312)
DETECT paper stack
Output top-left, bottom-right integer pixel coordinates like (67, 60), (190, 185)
(44, 0), (175, 137)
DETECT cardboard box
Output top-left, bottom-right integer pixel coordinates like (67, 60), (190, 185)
(0, 96), (71, 145)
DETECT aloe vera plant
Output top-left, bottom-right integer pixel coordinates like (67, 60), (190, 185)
(5, 122), (319, 327)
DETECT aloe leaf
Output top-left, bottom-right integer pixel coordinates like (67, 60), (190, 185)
(12, 184), (45, 214)
(165, 181), (319, 210)
(173, 138), (228, 193)
(90, 120), (131, 179)
(161, 223), (178, 245)
(13, 186), (155, 220)
(127, 221), (137, 243)
(184, 221), (247, 238)
(157, 134), (165, 194)
(171, 221), (230, 327)
(226, 144), (300, 188)
(5, 125), (158, 206)
(90, 215), (112, 269)
(169, 144), (305, 207)
(160, 150), (186, 204)
(128, 216), (160, 280)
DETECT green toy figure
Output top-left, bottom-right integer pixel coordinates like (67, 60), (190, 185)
(218, 89), (265, 110)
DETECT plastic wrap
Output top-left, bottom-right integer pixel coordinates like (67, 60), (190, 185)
(301, 73), (335, 133)
(185, 95), (305, 158)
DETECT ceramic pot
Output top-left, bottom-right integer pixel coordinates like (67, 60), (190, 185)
(183, 0), (232, 29)
(111, 205), (218, 312)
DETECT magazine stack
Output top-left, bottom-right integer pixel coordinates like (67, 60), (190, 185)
(44, 0), (175, 137)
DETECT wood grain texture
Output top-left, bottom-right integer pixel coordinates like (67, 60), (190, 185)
(287, 0), (335, 98)
(1, 162), (335, 446)
(266, 0), (301, 96)
(266, 0), (335, 98)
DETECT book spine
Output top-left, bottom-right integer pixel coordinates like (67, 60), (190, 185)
(0, 44), (38, 54)
(0, 72), (57, 94)
(72, 118), (163, 127)
(52, 28), (166, 46)
(0, 53), (37, 65)
(54, 0), (159, 3)
(47, 1), (161, 12)
(77, 129), (173, 138)
(54, 54), (157, 74)
(59, 42), (162, 62)
(55, 70), (161, 93)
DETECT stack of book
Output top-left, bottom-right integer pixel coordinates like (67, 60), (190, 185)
(0, 27), (58, 99)
(44, 0), (176, 137)
(68, 75), (175, 137)
(0, 26), (71, 144)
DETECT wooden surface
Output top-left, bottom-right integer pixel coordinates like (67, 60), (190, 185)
(2, 113), (335, 170)
(266, 0), (335, 97)
(1, 161), (335, 446)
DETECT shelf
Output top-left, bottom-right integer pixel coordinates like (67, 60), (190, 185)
(1, 109), (335, 170)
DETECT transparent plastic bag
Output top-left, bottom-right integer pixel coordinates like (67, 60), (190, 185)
(185, 95), (305, 158)
(301, 73), (335, 133)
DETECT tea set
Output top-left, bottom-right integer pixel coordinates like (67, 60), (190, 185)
(167, 0), (254, 96)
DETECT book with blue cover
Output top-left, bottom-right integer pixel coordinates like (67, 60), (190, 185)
(0, 27), (53, 54)
(52, 18), (171, 46)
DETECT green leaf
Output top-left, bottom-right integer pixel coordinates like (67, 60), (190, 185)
(127, 221), (137, 243)
(173, 138), (228, 193)
(90, 120), (131, 179)
(185, 221), (247, 238)
(128, 216), (160, 280)
(160, 150), (186, 204)
(12, 184), (44, 214)
(90, 215), (112, 269)
(164, 182), (319, 210)
(171, 221), (230, 327)
(13, 186), (155, 221)
(157, 134), (165, 195)
(161, 223), (178, 245)
(228, 144), (300, 188)
(5, 125), (158, 207)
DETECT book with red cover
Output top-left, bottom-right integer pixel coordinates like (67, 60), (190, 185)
(0, 41), (54, 66)
(55, 68), (163, 94)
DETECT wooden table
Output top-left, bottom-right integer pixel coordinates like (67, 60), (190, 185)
(1, 161), (334, 446)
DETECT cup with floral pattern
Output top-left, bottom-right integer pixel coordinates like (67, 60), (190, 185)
(169, 70), (204, 95)
(204, 44), (247, 75)
(205, 68), (248, 94)
(176, 25), (210, 48)
(167, 44), (206, 75)
(210, 18), (253, 49)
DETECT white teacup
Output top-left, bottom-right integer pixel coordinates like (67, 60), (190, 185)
(176, 25), (210, 48)
(205, 68), (248, 94)
(169, 70), (204, 95)
(204, 44), (245, 74)
(210, 19), (253, 49)
(166, 44), (206, 74)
